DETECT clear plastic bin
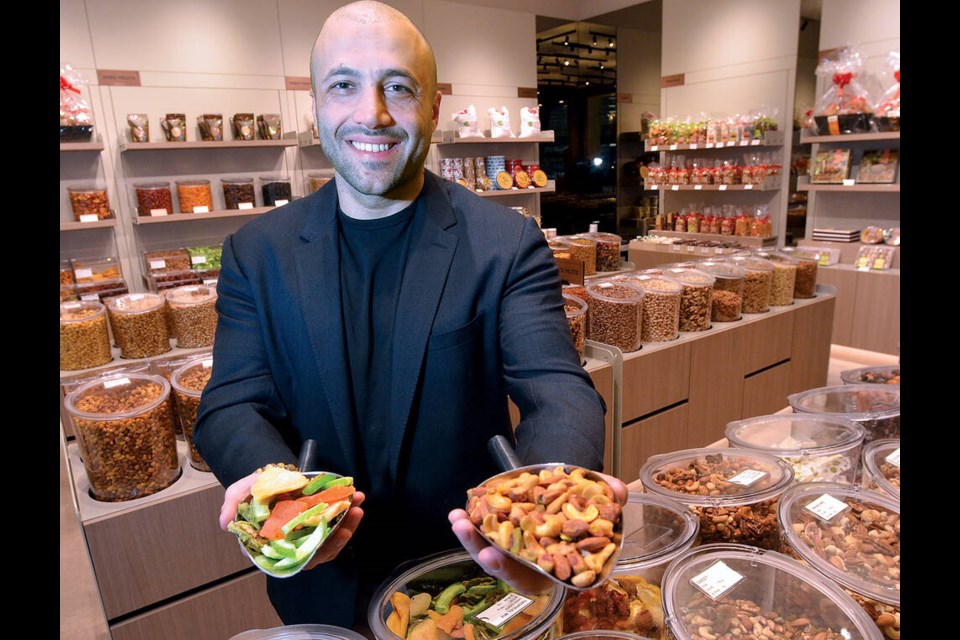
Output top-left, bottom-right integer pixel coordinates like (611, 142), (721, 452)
(144, 248), (192, 274)
(72, 256), (122, 284)
(663, 268), (715, 332)
(222, 177), (256, 209)
(134, 181), (174, 216)
(260, 175), (293, 206)
(756, 251), (799, 306)
(60, 300), (112, 371)
(176, 179), (213, 213)
(563, 294), (587, 362)
(230, 625), (368, 640)
(549, 238), (573, 261)
(308, 172), (334, 193)
(697, 261), (744, 322)
(68, 184), (111, 220)
(587, 232), (623, 273)
(629, 275), (682, 342)
(107, 293), (171, 359)
(566, 236), (598, 276)
(730, 256), (774, 314)
(170, 356), (214, 471)
(860, 439), (900, 499)
(840, 365), (900, 386)
(587, 281), (643, 353)
(165, 284), (218, 348)
(779, 247), (819, 298)
(788, 384), (900, 442)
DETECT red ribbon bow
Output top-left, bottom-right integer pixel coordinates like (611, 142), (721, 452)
(832, 72), (853, 89)
(894, 69), (900, 83)
(61, 75), (80, 94)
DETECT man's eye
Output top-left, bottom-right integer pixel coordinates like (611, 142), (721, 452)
(330, 81), (353, 91)
(386, 84), (412, 94)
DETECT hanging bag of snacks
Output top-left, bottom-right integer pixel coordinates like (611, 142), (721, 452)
(873, 51), (900, 131)
(60, 64), (94, 141)
(814, 45), (874, 135)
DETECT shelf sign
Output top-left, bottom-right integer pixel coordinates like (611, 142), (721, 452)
(661, 73), (685, 88)
(694, 185), (703, 191)
(617, 93), (633, 104)
(238, 202), (255, 210)
(285, 76), (312, 91)
(819, 254), (830, 266)
(150, 209), (168, 216)
(81, 293), (99, 302)
(97, 69), (141, 86)
(193, 206), (210, 214)
(517, 87), (537, 99)
(555, 258), (585, 285)
(274, 199), (289, 207)
(885, 448), (900, 468)
(686, 245), (695, 252)
(75, 268), (94, 280)
(669, 144), (678, 151)
(437, 83), (453, 96)
(804, 493), (850, 523)
(104, 377), (131, 389)
(689, 144), (698, 150)
(842, 179), (856, 187)
(80, 214), (100, 223)
(672, 244), (681, 252)
(730, 469), (768, 487)
(191, 256), (207, 265)
(719, 185), (728, 191)
(671, 185), (679, 191)
(691, 561), (744, 600)
(744, 184), (753, 190)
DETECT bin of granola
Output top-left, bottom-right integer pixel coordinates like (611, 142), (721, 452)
(726, 414), (865, 484)
(586, 281), (643, 353)
(696, 261), (744, 322)
(778, 483), (899, 640)
(663, 268), (715, 332)
(564, 294), (587, 363)
(860, 439), (899, 500)
(64, 373), (180, 502)
(165, 284), (218, 349)
(61, 300), (113, 371)
(813, 46), (874, 135)
(638, 448), (794, 550)
(754, 251), (798, 306)
(170, 356), (214, 471)
(107, 293), (171, 359)
(661, 543), (882, 640)
(788, 384), (900, 443)
(730, 256), (773, 314)
(624, 275), (682, 343)
(777, 247), (819, 298)
(840, 365), (900, 386)
(587, 233), (623, 273)
(368, 550), (564, 640)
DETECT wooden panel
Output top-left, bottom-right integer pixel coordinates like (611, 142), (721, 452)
(789, 296), (836, 395)
(742, 362), (793, 419)
(110, 572), (281, 640)
(687, 330), (743, 448)
(621, 343), (691, 422)
(85, 484), (253, 619)
(619, 404), (689, 483)
(737, 311), (793, 376)
(816, 267), (858, 345)
(851, 270), (900, 355)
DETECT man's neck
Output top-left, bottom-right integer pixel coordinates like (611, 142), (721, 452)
(336, 173), (425, 220)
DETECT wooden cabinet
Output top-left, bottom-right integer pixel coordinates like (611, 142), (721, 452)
(619, 404), (689, 482)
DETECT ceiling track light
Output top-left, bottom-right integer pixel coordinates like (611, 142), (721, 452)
(608, 38), (614, 48)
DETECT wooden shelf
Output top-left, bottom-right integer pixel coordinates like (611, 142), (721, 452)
(645, 130), (784, 152)
(800, 131), (900, 144)
(797, 178), (899, 193)
(647, 176), (782, 192)
(60, 218), (117, 231)
(60, 342), (212, 381)
(438, 130), (556, 145)
(120, 139), (297, 152)
(60, 141), (105, 152)
(131, 207), (273, 224)
(471, 181), (555, 198)
(642, 230), (776, 247)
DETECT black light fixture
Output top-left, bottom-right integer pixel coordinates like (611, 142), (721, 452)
(608, 38), (614, 48)
(592, 36), (598, 46)
(599, 62), (605, 70)
(563, 36), (569, 46)
(563, 59), (570, 66)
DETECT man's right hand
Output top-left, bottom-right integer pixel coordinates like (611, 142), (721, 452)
(219, 469), (260, 531)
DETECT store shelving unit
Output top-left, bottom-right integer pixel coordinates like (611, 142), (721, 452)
(60, 140), (105, 152)
(647, 176), (782, 192)
(800, 131), (900, 144)
(131, 207), (273, 224)
(472, 181), (555, 198)
(60, 218), (118, 231)
(645, 135), (784, 151)
(797, 178), (900, 193)
(119, 138), (297, 151)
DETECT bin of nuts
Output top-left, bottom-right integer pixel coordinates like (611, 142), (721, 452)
(175, 179), (213, 213)
(77, 279), (128, 304)
(726, 413), (865, 484)
(549, 238), (573, 261)
(61, 301), (113, 371)
(164, 284), (218, 348)
(107, 293), (170, 359)
(697, 260), (745, 322)
(151, 353), (210, 437)
(730, 256), (773, 314)
(788, 384), (900, 443)
(60, 285), (78, 302)
(756, 251), (798, 306)
(134, 181), (174, 217)
(60, 363), (153, 437)
(639, 448), (794, 550)
(71, 256), (122, 284)
(221, 177), (256, 209)
(60, 260), (75, 286)
(663, 268), (715, 332)
(170, 356), (214, 471)
(565, 236), (598, 276)
(626, 275), (682, 343)
(563, 294), (587, 363)
(587, 281), (643, 353)
(64, 373), (180, 502)
(779, 247), (820, 298)
(587, 232), (623, 273)
(661, 543), (883, 640)
(144, 248), (192, 274)
(67, 184), (112, 220)
(308, 172), (334, 193)
(778, 482), (899, 640)
(840, 365), (900, 386)
(860, 439), (899, 500)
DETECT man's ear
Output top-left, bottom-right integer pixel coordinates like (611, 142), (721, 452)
(431, 90), (442, 127)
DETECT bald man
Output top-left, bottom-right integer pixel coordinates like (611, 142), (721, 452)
(196, 1), (609, 629)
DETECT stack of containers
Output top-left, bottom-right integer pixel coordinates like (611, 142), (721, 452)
(697, 260), (745, 322)
(788, 384), (901, 443)
(663, 267), (715, 332)
(730, 255), (774, 314)
(485, 155), (506, 190)
(861, 439), (900, 500)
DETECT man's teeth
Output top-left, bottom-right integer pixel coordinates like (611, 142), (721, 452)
(351, 141), (394, 152)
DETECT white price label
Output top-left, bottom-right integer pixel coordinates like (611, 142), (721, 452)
(104, 377), (131, 389)
(129, 294), (145, 301)
(744, 184), (753, 190)
(150, 208), (169, 216)
(751, 139), (760, 146)
(700, 246), (710, 254)
(715, 248), (724, 254)
(672, 244), (681, 252)
(885, 448), (901, 468)
(669, 144), (678, 151)
(739, 141), (748, 147)
(63, 302), (82, 309)
(730, 469), (768, 487)
(804, 494), (850, 523)
(694, 185), (703, 190)
(651, 185), (659, 190)
(75, 268), (93, 280)
(238, 202), (255, 210)
(475, 592), (534, 628)
(274, 199), (289, 206)
(202, 358), (214, 369)
(80, 294), (100, 302)
(203, 279), (218, 286)
(79, 214), (100, 223)
(686, 245), (695, 252)
(671, 185), (680, 191)
(726, 141), (735, 147)
(651, 145), (659, 151)
(598, 282), (613, 289)
(150, 260), (166, 270)
(191, 256), (207, 265)
(842, 179), (856, 187)
(691, 561), (745, 601)
(689, 143), (698, 150)
(193, 205), (210, 214)
(719, 185), (728, 191)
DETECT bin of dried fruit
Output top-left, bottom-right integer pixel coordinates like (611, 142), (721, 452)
(840, 365), (900, 386)
(639, 449), (794, 550)
(860, 439), (899, 500)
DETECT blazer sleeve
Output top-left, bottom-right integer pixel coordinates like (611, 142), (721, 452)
(499, 217), (606, 471)
(194, 233), (298, 487)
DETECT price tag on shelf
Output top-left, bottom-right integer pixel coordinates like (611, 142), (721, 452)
(694, 185), (703, 190)
(856, 257), (871, 270)
(673, 244), (681, 252)
(842, 179), (856, 187)
(193, 206), (210, 214)
(819, 255), (830, 267)
(191, 256), (207, 265)
(700, 247), (710, 254)
(804, 494), (850, 523)
(872, 258), (887, 270)
(150, 209), (169, 216)
(238, 202), (255, 210)
(751, 139), (760, 146)
(744, 184), (753, 190)
(726, 141), (736, 147)
(80, 294), (100, 302)
(150, 260), (166, 270)
(79, 214), (100, 223)
(715, 248), (724, 255)
(475, 593), (534, 628)
(202, 358), (214, 369)
(671, 185), (679, 191)
(129, 294), (145, 301)
(650, 145), (659, 151)
(203, 279), (219, 286)
(669, 144), (678, 151)
(63, 302), (82, 310)
(686, 245), (695, 253)
(719, 185), (728, 191)
(104, 377), (131, 389)
(885, 448), (901, 468)
(690, 561), (745, 601)
(75, 268), (93, 280)
(651, 185), (659, 190)
(274, 199), (289, 207)
(706, 143), (715, 149)
(689, 143), (698, 150)
(730, 469), (768, 487)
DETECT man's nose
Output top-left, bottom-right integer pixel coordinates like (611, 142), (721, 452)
(353, 86), (394, 129)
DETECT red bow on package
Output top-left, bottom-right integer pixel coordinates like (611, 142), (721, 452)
(832, 72), (853, 90)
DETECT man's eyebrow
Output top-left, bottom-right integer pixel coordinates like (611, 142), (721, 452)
(322, 65), (420, 86)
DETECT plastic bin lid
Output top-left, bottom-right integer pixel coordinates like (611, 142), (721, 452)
(662, 268), (716, 287)
(60, 300), (105, 322)
(556, 632), (657, 640)
(165, 284), (217, 306)
(725, 413), (865, 458)
(862, 439), (900, 499)
(839, 365), (901, 386)
(614, 493), (698, 574)
(777, 482), (900, 606)
(695, 261), (745, 279)
(789, 384), (900, 420)
(230, 625), (367, 640)
(107, 292), (165, 314)
(171, 355), (215, 396)
(65, 373), (171, 420)
(587, 280), (643, 302)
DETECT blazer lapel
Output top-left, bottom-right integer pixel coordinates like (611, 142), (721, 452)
(295, 183), (357, 465)
(388, 174), (458, 479)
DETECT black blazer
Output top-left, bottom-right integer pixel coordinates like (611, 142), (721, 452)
(195, 170), (605, 626)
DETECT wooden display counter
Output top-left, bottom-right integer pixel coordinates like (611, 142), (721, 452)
(814, 265), (899, 355)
